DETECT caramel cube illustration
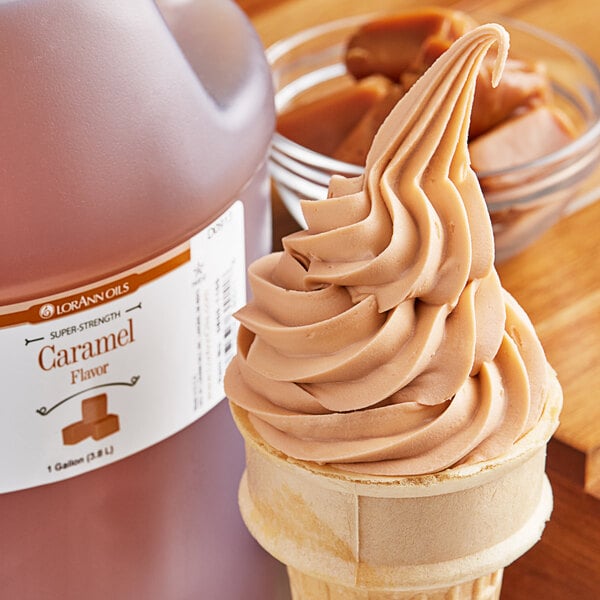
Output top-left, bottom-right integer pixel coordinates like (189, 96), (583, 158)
(81, 394), (108, 423)
(62, 420), (92, 445)
(61, 394), (119, 446)
(90, 414), (120, 441)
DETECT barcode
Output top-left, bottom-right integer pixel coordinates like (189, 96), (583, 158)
(217, 265), (237, 383)
(189, 200), (245, 416)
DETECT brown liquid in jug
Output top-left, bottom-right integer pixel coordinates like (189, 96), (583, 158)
(0, 0), (286, 597)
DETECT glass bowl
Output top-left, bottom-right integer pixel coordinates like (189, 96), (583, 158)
(267, 12), (600, 262)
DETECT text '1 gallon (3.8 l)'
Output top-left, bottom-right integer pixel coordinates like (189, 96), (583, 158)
(0, 0), (285, 597)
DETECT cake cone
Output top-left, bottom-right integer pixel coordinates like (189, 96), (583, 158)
(287, 566), (503, 599)
(231, 371), (561, 599)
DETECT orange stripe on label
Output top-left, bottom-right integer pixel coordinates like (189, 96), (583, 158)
(0, 248), (191, 328)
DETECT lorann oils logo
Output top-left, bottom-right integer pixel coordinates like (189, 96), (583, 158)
(38, 283), (131, 320)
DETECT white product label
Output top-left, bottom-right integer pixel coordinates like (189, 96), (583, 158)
(0, 201), (245, 494)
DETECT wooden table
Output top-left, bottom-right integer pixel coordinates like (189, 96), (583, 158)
(237, 1), (600, 598)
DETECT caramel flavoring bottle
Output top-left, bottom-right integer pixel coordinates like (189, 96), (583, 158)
(0, 0), (286, 597)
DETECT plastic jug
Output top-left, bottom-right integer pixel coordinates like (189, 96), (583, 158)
(0, 0), (286, 597)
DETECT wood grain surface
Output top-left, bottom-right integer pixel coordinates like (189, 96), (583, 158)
(236, 1), (600, 597)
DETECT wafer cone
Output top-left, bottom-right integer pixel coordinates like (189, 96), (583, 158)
(287, 566), (503, 599)
(231, 371), (561, 599)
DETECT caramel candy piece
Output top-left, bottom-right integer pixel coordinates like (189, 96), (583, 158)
(470, 56), (550, 139)
(277, 75), (395, 156)
(81, 393), (108, 423)
(345, 8), (476, 81)
(400, 48), (551, 140)
(469, 105), (577, 174)
(346, 9), (551, 141)
(90, 414), (120, 441)
(62, 421), (91, 445)
(277, 7), (571, 177)
(333, 84), (404, 165)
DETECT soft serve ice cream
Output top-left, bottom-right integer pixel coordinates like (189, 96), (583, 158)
(225, 23), (558, 478)
(226, 23), (562, 599)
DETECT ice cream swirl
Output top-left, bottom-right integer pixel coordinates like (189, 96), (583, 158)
(225, 24), (554, 475)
